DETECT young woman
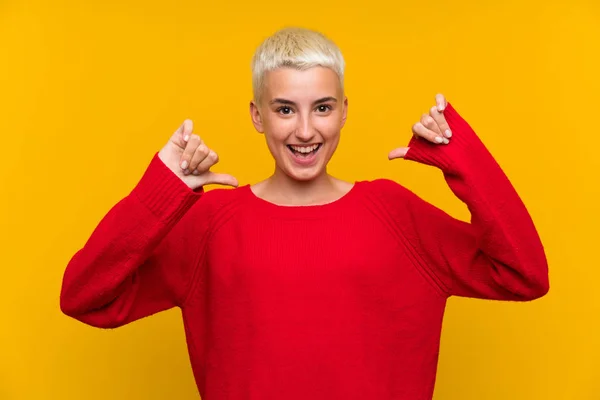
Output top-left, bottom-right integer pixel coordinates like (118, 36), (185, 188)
(60, 27), (549, 399)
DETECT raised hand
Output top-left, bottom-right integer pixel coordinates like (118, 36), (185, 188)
(158, 119), (239, 191)
(388, 93), (453, 160)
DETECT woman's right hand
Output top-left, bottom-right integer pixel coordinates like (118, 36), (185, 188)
(158, 119), (239, 191)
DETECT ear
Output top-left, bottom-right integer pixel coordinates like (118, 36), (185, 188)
(340, 96), (348, 128)
(249, 100), (265, 133)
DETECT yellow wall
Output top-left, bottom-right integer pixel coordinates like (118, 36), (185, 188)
(1, 0), (597, 398)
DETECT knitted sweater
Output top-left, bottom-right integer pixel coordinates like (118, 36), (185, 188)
(60, 103), (549, 399)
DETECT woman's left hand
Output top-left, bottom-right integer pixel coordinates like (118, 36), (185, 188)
(388, 93), (453, 160)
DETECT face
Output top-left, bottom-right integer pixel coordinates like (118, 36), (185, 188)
(250, 66), (348, 182)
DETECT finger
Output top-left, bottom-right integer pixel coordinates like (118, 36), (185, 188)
(388, 147), (409, 160)
(193, 150), (219, 174)
(435, 93), (447, 112)
(202, 171), (239, 187)
(182, 119), (193, 142)
(412, 122), (444, 144)
(188, 142), (210, 172)
(421, 113), (442, 136)
(180, 134), (201, 173)
(171, 119), (194, 149)
(429, 105), (452, 139)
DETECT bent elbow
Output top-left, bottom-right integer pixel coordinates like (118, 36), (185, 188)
(519, 278), (549, 300)
(60, 288), (92, 324)
(60, 294), (77, 319)
(500, 246), (550, 301)
(515, 264), (550, 301)
(59, 282), (123, 329)
(60, 294), (125, 329)
(494, 257), (550, 301)
(59, 279), (83, 318)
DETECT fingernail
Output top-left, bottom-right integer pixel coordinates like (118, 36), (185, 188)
(445, 129), (452, 138)
(192, 169), (199, 175)
(181, 160), (188, 169)
(438, 105), (445, 112)
(183, 168), (190, 175)
(442, 138), (449, 144)
(184, 135), (190, 142)
(434, 136), (443, 143)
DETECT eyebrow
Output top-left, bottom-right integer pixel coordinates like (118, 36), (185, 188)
(269, 96), (338, 106)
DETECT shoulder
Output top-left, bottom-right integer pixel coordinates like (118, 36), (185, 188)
(358, 178), (436, 218)
(183, 185), (250, 229)
(192, 184), (248, 213)
(361, 178), (416, 201)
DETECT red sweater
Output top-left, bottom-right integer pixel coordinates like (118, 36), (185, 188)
(60, 103), (549, 399)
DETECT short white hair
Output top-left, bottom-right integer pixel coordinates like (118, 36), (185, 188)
(251, 27), (345, 104)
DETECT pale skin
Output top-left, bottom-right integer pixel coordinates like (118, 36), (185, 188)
(158, 67), (452, 205)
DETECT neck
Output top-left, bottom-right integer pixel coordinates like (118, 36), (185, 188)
(255, 166), (348, 206)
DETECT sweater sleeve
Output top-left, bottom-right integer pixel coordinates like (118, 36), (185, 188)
(60, 153), (210, 328)
(385, 103), (549, 301)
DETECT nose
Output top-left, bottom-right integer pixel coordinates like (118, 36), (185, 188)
(294, 114), (316, 142)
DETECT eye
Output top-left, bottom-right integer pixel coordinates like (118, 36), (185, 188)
(316, 104), (332, 113)
(277, 106), (293, 115)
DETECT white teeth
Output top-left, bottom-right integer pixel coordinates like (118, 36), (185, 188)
(290, 144), (319, 153)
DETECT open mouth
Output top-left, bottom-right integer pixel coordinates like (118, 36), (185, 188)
(286, 143), (322, 158)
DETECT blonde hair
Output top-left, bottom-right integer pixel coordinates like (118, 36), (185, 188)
(251, 27), (345, 104)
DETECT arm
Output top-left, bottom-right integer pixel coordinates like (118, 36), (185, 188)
(61, 118), (237, 328)
(60, 153), (209, 328)
(388, 102), (549, 300)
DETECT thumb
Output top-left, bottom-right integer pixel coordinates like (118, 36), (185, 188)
(388, 147), (409, 160)
(203, 172), (239, 188)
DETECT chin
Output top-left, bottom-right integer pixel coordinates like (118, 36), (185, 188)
(287, 170), (322, 182)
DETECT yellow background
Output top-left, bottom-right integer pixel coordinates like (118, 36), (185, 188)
(1, 0), (598, 398)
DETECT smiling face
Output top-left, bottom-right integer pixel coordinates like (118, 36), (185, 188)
(250, 66), (348, 182)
